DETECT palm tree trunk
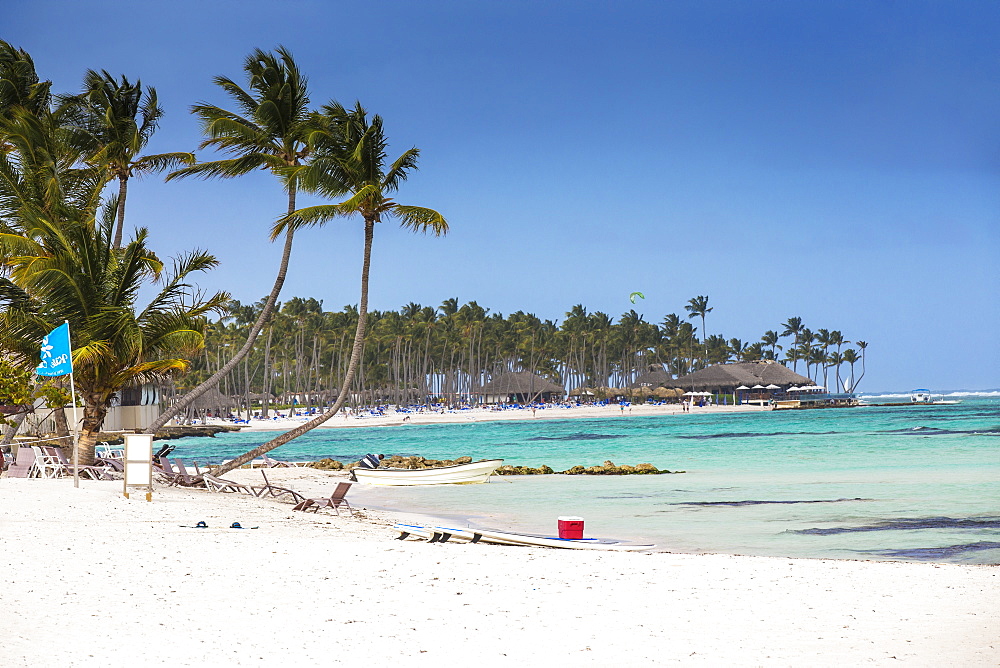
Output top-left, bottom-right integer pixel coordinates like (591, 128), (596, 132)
(77, 396), (108, 466)
(213, 216), (376, 475)
(113, 175), (128, 250)
(144, 184), (298, 434)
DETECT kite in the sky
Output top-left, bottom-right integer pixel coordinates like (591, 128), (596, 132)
(629, 291), (645, 304)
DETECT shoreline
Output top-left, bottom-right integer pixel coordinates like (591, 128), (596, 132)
(193, 401), (773, 434)
(3, 475), (996, 666)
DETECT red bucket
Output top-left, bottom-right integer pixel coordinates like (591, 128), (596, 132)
(557, 516), (584, 539)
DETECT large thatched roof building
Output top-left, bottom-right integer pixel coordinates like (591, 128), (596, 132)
(629, 368), (675, 389)
(672, 361), (812, 393)
(474, 371), (565, 404)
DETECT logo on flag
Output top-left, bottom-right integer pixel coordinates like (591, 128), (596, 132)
(36, 322), (73, 377)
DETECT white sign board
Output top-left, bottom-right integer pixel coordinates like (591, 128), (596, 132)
(123, 433), (154, 501)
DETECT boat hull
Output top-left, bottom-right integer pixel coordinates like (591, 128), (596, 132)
(351, 459), (503, 486)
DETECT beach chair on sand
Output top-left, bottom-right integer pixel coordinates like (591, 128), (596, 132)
(6, 445), (37, 478)
(292, 482), (354, 515)
(154, 457), (183, 485)
(203, 473), (263, 495)
(49, 446), (112, 480)
(31, 446), (65, 478)
(169, 458), (205, 487)
(95, 457), (125, 473)
(260, 453), (299, 468)
(256, 471), (305, 504)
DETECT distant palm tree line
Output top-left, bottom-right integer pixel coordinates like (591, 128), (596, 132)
(178, 294), (869, 411)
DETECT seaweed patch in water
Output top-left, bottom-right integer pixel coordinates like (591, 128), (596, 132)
(675, 498), (871, 507)
(527, 433), (624, 441)
(879, 425), (1000, 436)
(864, 541), (1000, 560)
(675, 431), (841, 440)
(791, 516), (1000, 535)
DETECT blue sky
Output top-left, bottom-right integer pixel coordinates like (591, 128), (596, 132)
(8, 1), (999, 391)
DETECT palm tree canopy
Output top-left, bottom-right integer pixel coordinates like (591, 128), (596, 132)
(168, 46), (312, 184)
(271, 103), (448, 238)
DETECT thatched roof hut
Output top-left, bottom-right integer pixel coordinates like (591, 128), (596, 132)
(672, 361), (811, 392)
(187, 388), (234, 411)
(629, 368), (675, 389)
(475, 372), (564, 403)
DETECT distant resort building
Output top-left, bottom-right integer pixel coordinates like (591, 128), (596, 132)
(670, 360), (856, 407)
(474, 371), (565, 404)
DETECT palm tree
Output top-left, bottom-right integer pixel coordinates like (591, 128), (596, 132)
(145, 46), (316, 434)
(62, 70), (195, 248)
(685, 295), (712, 361)
(854, 341), (868, 390)
(780, 317), (804, 372)
(214, 102), (447, 474)
(841, 349), (860, 392)
(760, 330), (782, 360)
(0, 211), (226, 464)
(0, 40), (52, 118)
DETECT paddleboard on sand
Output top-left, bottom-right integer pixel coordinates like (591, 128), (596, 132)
(394, 522), (655, 551)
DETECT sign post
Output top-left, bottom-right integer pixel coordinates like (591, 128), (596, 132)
(123, 433), (153, 501)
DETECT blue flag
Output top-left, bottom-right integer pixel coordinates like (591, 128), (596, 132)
(36, 322), (73, 377)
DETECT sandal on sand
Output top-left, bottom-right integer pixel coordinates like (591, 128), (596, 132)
(179, 521), (209, 528)
(230, 522), (258, 529)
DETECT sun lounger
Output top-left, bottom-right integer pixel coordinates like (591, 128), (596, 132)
(260, 453), (300, 468)
(203, 473), (263, 495)
(49, 446), (112, 480)
(292, 482), (354, 515)
(154, 457), (186, 485)
(256, 470), (305, 503)
(6, 445), (37, 478)
(170, 458), (205, 487)
(95, 456), (125, 472)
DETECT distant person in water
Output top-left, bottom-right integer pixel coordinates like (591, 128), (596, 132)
(360, 453), (385, 469)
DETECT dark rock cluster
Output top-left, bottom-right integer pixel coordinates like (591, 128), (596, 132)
(304, 455), (683, 475)
(498, 460), (683, 475)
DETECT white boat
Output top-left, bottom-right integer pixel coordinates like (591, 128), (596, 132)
(350, 459), (504, 485)
(394, 523), (655, 551)
(910, 389), (932, 403)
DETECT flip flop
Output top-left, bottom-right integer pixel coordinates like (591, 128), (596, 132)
(230, 522), (258, 529)
(179, 521), (209, 528)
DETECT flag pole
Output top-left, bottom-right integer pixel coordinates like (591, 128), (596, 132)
(64, 321), (80, 489)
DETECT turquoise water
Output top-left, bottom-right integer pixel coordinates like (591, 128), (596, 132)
(169, 399), (1000, 564)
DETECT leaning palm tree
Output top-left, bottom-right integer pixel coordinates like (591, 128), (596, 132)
(841, 349), (860, 392)
(61, 70), (195, 248)
(853, 341), (868, 390)
(144, 46), (318, 435)
(214, 102), (447, 474)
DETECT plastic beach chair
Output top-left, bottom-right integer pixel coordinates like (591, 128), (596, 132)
(50, 446), (111, 480)
(6, 445), (37, 478)
(203, 473), (264, 495)
(256, 470), (305, 503)
(170, 458), (205, 487)
(292, 482), (354, 515)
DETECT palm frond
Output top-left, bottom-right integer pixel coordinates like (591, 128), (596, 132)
(392, 204), (449, 236)
(130, 152), (195, 175)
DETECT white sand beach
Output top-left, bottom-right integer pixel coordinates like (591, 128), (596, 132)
(210, 401), (772, 433)
(2, 471), (996, 667)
